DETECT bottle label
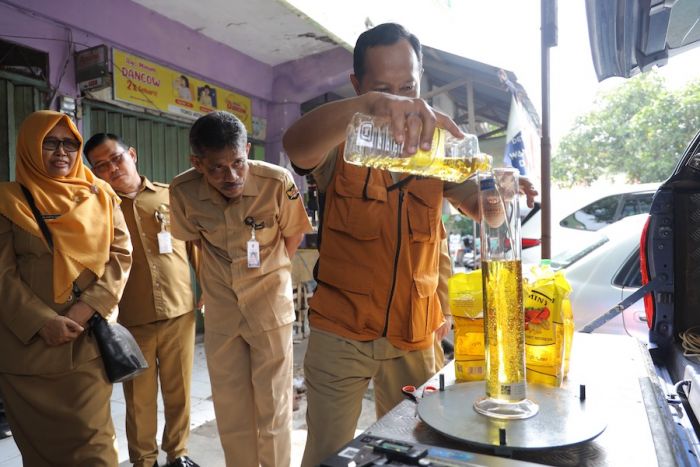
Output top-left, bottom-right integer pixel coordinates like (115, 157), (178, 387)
(495, 382), (526, 401)
(480, 177), (496, 191)
(525, 281), (564, 345)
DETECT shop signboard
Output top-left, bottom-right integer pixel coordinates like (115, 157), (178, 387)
(112, 48), (252, 131)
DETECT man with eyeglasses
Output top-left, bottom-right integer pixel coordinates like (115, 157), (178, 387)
(84, 133), (201, 467)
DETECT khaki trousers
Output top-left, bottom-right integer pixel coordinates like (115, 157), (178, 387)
(0, 358), (117, 467)
(123, 312), (196, 467)
(301, 330), (435, 467)
(434, 335), (446, 371)
(205, 323), (293, 467)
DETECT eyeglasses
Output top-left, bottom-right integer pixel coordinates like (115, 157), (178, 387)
(42, 137), (81, 153)
(91, 152), (126, 174)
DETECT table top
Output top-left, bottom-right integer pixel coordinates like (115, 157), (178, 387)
(364, 333), (685, 466)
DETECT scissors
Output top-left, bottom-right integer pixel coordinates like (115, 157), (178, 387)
(402, 384), (437, 403)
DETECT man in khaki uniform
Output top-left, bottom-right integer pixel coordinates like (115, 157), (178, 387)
(169, 111), (312, 467)
(85, 133), (200, 467)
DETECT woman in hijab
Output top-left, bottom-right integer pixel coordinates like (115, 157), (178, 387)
(0, 111), (132, 466)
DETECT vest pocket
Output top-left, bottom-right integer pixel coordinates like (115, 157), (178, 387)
(406, 191), (437, 243)
(408, 271), (440, 342)
(313, 254), (376, 332)
(326, 175), (386, 240)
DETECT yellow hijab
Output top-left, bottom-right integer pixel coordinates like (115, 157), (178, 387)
(0, 111), (119, 303)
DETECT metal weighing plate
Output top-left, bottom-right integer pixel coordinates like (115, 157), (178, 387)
(417, 382), (607, 451)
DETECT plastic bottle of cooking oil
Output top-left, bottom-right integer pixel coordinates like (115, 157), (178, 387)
(343, 113), (492, 183)
(449, 270), (485, 381)
(524, 261), (573, 387)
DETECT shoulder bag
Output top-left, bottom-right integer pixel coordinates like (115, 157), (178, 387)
(20, 184), (148, 383)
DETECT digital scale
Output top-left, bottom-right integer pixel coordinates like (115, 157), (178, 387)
(320, 433), (543, 467)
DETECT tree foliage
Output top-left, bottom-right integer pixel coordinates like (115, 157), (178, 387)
(553, 72), (700, 186)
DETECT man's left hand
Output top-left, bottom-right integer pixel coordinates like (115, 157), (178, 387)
(435, 315), (453, 341)
(520, 177), (538, 208)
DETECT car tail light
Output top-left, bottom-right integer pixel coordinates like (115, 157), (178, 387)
(639, 216), (654, 328)
(522, 238), (541, 249)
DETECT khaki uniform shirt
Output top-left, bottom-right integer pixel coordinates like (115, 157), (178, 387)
(117, 177), (198, 327)
(169, 161), (313, 335)
(0, 195), (132, 375)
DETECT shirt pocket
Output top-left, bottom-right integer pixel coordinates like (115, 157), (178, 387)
(407, 271), (441, 342)
(195, 215), (222, 234)
(248, 212), (279, 249)
(406, 189), (438, 243)
(194, 215), (225, 249)
(314, 253), (376, 332)
(12, 224), (48, 257)
(325, 174), (387, 240)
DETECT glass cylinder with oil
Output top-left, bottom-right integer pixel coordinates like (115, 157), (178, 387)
(343, 113), (491, 182)
(473, 168), (539, 420)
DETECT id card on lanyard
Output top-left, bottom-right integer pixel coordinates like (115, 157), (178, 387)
(247, 227), (260, 268)
(155, 205), (173, 254)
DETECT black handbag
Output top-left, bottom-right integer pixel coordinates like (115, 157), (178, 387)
(20, 185), (148, 383)
(87, 312), (148, 383)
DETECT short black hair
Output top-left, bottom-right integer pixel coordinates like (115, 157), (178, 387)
(190, 111), (247, 158)
(83, 133), (129, 164)
(180, 75), (189, 86)
(353, 23), (422, 82)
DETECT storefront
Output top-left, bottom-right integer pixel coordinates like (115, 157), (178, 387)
(0, 70), (49, 181)
(0, 0), (276, 183)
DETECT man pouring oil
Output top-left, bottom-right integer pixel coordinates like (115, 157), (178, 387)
(282, 22), (538, 466)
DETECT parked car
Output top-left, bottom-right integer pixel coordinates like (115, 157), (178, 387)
(642, 129), (700, 353)
(521, 183), (660, 263)
(542, 213), (649, 339)
(584, 0), (700, 460)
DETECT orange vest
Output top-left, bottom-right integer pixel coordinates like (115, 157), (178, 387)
(309, 152), (445, 350)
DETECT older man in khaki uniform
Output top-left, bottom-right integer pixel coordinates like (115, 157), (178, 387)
(169, 111), (312, 467)
(85, 133), (200, 467)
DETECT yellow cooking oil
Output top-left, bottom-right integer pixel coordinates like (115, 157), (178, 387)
(449, 270), (485, 381)
(482, 259), (527, 402)
(562, 293), (574, 375)
(524, 263), (573, 387)
(343, 113), (491, 182)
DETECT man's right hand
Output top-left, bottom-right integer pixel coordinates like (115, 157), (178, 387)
(283, 91), (465, 171)
(366, 92), (464, 155)
(38, 316), (84, 346)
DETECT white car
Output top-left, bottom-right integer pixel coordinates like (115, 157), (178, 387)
(521, 183), (660, 264)
(544, 213), (649, 339)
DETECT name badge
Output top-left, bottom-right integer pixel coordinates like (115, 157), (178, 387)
(247, 239), (261, 268)
(158, 231), (173, 254)
(155, 204), (172, 254)
(247, 227), (260, 268)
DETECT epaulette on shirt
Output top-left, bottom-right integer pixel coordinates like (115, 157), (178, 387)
(152, 181), (170, 189)
(170, 167), (201, 189)
(247, 160), (289, 183)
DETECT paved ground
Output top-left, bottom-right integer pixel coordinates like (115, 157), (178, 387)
(0, 332), (377, 467)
